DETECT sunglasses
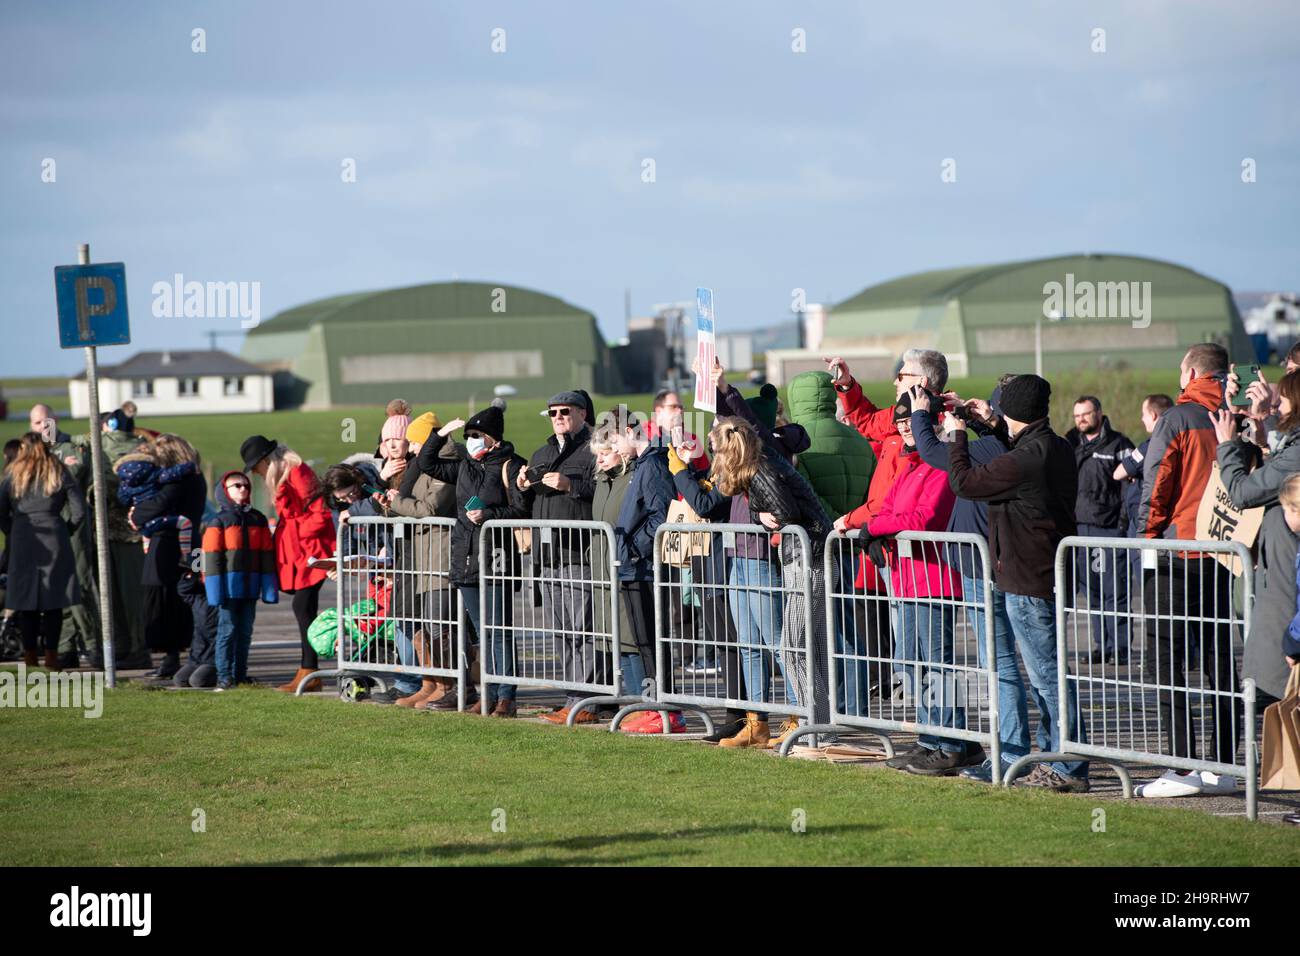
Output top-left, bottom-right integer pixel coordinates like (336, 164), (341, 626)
(226, 482), (250, 490)
(548, 407), (573, 418)
(895, 370), (922, 382)
(465, 430), (485, 440)
(333, 488), (363, 503)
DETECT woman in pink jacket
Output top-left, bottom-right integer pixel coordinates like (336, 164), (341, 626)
(845, 399), (982, 776)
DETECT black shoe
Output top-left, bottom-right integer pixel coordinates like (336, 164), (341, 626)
(885, 743), (929, 769)
(701, 717), (746, 744)
(1089, 650), (1105, 665)
(115, 653), (154, 670)
(58, 651), (81, 669)
(904, 748), (968, 776)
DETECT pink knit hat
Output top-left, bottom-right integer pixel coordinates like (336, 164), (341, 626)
(381, 414), (411, 441)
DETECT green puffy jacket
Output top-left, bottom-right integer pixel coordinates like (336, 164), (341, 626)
(786, 371), (876, 520)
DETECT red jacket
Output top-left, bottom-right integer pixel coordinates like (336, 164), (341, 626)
(1139, 375), (1223, 547)
(862, 453), (959, 598)
(272, 463), (335, 591)
(837, 378), (904, 518)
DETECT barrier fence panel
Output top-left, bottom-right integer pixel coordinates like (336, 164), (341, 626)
(632, 522), (816, 741)
(780, 530), (1000, 774)
(323, 515), (467, 706)
(1044, 535), (1258, 818)
(478, 519), (641, 722)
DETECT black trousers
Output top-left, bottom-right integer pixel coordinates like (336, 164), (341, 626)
(1142, 557), (1243, 764)
(291, 580), (325, 669)
(19, 608), (62, 654)
(143, 583), (192, 656)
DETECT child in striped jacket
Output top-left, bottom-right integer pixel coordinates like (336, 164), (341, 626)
(202, 470), (279, 689)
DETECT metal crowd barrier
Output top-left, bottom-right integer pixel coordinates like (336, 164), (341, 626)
(780, 531), (1001, 775)
(307, 515), (469, 708)
(625, 522), (817, 742)
(477, 519), (645, 722)
(1033, 535), (1258, 818)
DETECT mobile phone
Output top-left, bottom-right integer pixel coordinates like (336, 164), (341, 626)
(525, 465), (547, 484)
(1231, 364), (1260, 406)
(465, 495), (484, 511)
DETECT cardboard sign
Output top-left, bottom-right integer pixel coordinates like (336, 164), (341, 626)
(693, 287), (716, 413)
(658, 501), (712, 567)
(1194, 463), (1264, 575)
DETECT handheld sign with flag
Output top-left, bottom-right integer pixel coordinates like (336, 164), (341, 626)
(693, 287), (716, 413)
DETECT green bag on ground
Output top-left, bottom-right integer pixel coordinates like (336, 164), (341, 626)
(306, 600), (394, 658)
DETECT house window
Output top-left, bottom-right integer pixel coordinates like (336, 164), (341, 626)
(223, 376), (245, 396)
(131, 379), (154, 398)
(179, 377), (199, 397)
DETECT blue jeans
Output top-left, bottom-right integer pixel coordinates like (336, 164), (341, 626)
(392, 626), (422, 696)
(460, 583), (515, 704)
(830, 551), (872, 717)
(1073, 523), (1132, 657)
(215, 598), (257, 685)
(1003, 592), (1088, 778)
(897, 601), (965, 754)
(621, 652), (647, 697)
(963, 573), (1049, 761)
(728, 557), (786, 719)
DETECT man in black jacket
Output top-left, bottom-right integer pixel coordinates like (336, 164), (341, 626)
(517, 390), (604, 722)
(946, 374), (1090, 793)
(1067, 396), (1136, 664)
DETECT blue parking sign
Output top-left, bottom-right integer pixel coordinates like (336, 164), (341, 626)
(54, 262), (130, 348)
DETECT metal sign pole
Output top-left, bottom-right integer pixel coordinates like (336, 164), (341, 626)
(78, 242), (117, 688)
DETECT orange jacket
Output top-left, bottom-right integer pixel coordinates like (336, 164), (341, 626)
(1138, 375), (1223, 542)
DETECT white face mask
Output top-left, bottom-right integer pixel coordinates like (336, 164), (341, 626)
(466, 436), (487, 459)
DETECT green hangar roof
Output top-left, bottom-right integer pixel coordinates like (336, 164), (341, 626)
(242, 280), (619, 408)
(823, 253), (1250, 378)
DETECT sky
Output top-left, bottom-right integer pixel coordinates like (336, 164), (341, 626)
(2, 0), (1298, 377)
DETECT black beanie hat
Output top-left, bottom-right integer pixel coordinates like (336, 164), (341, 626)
(465, 405), (505, 442)
(746, 384), (780, 430)
(999, 375), (1051, 423)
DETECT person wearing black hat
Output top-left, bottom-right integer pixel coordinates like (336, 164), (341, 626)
(413, 407), (528, 716)
(517, 391), (603, 724)
(241, 435), (335, 693)
(905, 375), (1050, 784)
(940, 374), (1090, 793)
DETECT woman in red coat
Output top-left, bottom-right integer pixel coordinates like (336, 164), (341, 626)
(241, 435), (335, 693)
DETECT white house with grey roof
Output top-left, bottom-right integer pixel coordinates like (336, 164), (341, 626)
(68, 349), (274, 418)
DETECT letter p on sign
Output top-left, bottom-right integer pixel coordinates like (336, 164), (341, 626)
(54, 262), (131, 348)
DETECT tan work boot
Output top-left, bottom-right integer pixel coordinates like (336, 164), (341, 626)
(421, 677), (454, 708)
(395, 678), (439, 708)
(766, 716), (800, 749)
(277, 667), (321, 694)
(719, 712), (769, 749)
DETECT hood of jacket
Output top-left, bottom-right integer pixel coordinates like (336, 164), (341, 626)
(1179, 374), (1225, 413)
(786, 371), (838, 424)
(214, 470), (253, 511)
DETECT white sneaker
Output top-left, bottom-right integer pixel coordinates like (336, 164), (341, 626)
(1136, 770), (1204, 798)
(1197, 771), (1239, 795)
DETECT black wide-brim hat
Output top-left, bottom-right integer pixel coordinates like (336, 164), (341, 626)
(240, 434), (278, 471)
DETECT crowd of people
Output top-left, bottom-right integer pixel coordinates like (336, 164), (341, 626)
(3, 342), (1298, 809)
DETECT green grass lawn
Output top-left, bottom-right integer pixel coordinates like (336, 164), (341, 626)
(2, 683), (1298, 866)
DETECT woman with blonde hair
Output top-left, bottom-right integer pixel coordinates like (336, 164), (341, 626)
(0, 433), (86, 669)
(240, 435), (335, 692)
(681, 417), (832, 748)
(125, 433), (208, 678)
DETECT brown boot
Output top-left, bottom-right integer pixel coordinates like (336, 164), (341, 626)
(277, 667), (321, 694)
(42, 650), (61, 672)
(718, 712), (769, 749)
(766, 716), (800, 749)
(421, 677), (454, 708)
(491, 698), (517, 718)
(395, 678), (439, 708)
(22, 648), (39, 668)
